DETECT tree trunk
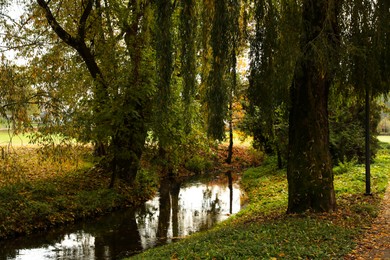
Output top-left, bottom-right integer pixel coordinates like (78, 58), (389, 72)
(109, 110), (147, 187)
(226, 99), (234, 164)
(287, 0), (340, 213)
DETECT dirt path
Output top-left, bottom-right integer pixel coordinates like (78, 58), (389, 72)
(346, 181), (390, 260)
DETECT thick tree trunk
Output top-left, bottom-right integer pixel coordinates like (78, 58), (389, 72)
(287, 0), (340, 213)
(287, 58), (336, 213)
(109, 110), (147, 187)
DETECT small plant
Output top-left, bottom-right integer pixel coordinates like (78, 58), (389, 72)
(333, 157), (357, 175)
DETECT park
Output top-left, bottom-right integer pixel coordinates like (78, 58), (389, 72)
(0, 0), (389, 259)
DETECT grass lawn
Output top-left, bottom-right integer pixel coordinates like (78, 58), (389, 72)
(378, 135), (390, 144)
(129, 143), (390, 259)
(0, 130), (30, 146)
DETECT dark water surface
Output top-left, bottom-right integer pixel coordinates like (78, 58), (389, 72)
(0, 172), (242, 259)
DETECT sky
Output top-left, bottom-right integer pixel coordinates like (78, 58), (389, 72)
(0, 2), (27, 64)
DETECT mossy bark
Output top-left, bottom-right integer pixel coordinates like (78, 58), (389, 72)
(287, 0), (340, 213)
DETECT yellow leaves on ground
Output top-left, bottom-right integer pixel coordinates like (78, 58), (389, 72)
(0, 145), (91, 187)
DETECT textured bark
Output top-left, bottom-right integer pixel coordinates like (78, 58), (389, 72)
(287, 0), (340, 213)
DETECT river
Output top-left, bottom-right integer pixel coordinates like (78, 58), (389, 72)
(0, 172), (243, 259)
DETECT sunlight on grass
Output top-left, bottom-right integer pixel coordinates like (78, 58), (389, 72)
(377, 135), (390, 144)
(0, 130), (30, 146)
(221, 130), (253, 147)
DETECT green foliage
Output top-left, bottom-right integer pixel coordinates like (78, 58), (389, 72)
(205, 0), (242, 141)
(339, 0), (390, 97)
(184, 155), (212, 174)
(179, 0), (197, 133)
(329, 90), (381, 164)
(0, 168), (157, 239)
(333, 157), (357, 175)
(0, 58), (37, 134)
(154, 0), (174, 147)
(132, 169), (159, 197)
(244, 0), (299, 162)
(148, 121), (215, 176)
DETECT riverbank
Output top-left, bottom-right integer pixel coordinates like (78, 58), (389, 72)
(129, 142), (390, 259)
(0, 140), (257, 240)
(0, 145), (159, 239)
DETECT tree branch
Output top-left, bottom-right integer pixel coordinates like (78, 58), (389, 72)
(78, 0), (93, 40)
(36, 0), (78, 49)
(36, 0), (107, 88)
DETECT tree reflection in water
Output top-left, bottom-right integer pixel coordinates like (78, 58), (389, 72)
(0, 172), (241, 259)
(136, 172), (240, 250)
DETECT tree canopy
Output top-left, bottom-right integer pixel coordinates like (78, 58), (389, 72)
(0, 0), (389, 212)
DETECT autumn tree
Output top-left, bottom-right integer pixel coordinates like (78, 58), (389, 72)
(31, 0), (156, 186)
(0, 57), (36, 132)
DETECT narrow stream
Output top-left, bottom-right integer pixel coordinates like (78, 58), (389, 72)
(0, 172), (243, 260)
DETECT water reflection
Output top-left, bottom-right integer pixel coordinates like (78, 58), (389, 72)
(0, 172), (242, 259)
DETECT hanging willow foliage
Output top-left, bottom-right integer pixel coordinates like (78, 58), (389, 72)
(155, 0), (173, 117)
(374, 0), (390, 91)
(206, 0), (229, 140)
(339, 0), (389, 97)
(206, 0), (241, 141)
(180, 0), (197, 133)
(247, 0), (286, 153)
(155, 0), (173, 147)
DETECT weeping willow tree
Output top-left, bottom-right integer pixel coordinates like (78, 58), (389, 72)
(155, 0), (173, 149)
(205, 0), (242, 164)
(206, 0), (229, 140)
(286, 0), (342, 213)
(339, 0), (390, 103)
(225, 0), (241, 163)
(247, 0), (299, 168)
(337, 0), (390, 194)
(180, 0), (197, 134)
(286, 0), (389, 213)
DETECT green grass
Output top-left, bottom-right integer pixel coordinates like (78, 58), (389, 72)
(0, 130), (30, 146)
(129, 150), (390, 260)
(0, 130), (75, 147)
(378, 135), (390, 144)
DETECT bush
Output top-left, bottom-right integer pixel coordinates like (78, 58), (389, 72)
(184, 155), (211, 174)
(329, 94), (380, 165)
(333, 157), (357, 175)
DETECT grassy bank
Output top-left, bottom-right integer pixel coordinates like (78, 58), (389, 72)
(0, 146), (158, 239)
(0, 128), (257, 240)
(130, 143), (390, 259)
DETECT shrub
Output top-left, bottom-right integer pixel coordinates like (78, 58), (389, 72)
(333, 157), (357, 175)
(184, 155), (211, 174)
(329, 94), (380, 165)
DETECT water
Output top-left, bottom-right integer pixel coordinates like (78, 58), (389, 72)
(0, 172), (242, 259)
